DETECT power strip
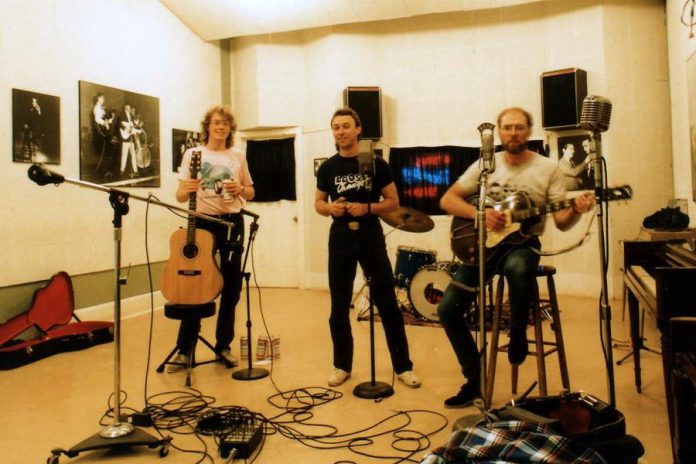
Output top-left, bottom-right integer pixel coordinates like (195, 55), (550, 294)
(219, 422), (263, 459)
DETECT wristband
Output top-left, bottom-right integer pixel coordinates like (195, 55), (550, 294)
(367, 202), (372, 214)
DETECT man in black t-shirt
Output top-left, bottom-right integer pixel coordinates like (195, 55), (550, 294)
(314, 107), (420, 389)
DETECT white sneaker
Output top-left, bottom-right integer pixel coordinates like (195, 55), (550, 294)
(217, 349), (239, 367)
(166, 353), (189, 373)
(327, 368), (351, 386)
(397, 370), (421, 388)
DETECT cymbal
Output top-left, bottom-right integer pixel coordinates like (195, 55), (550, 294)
(380, 207), (434, 233)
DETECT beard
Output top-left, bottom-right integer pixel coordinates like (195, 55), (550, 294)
(503, 140), (527, 154)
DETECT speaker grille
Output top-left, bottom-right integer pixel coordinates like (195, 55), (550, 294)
(541, 68), (587, 131)
(343, 87), (382, 140)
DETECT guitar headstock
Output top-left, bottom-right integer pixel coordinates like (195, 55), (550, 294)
(599, 185), (632, 202)
(190, 150), (202, 178)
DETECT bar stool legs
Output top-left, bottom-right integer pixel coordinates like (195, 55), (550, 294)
(485, 266), (570, 405)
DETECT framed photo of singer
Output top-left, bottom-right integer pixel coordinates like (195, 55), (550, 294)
(78, 80), (160, 187)
(557, 135), (593, 191)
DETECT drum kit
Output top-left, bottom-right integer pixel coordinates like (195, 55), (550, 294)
(354, 206), (461, 323)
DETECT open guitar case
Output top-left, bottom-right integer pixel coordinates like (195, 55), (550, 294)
(0, 271), (114, 370)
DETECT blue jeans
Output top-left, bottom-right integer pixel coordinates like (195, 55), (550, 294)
(437, 239), (540, 382)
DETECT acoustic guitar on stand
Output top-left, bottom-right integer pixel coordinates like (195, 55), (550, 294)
(161, 151), (223, 305)
(450, 185), (632, 265)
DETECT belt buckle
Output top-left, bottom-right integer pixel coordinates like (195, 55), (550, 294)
(348, 221), (360, 231)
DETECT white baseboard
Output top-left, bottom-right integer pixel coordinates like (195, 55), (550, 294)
(74, 292), (166, 322)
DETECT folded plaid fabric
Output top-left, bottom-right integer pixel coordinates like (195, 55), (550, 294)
(420, 420), (607, 464)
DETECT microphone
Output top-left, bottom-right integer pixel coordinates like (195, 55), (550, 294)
(579, 95), (612, 191)
(358, 151), (374, 192)
(28, 163), (64, 186)
(240, 208), (259, 220)
(477, 123), (496, 174)
(579, 95), (612, 133)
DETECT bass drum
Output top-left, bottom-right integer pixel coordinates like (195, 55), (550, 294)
(408, 262), (459, 322)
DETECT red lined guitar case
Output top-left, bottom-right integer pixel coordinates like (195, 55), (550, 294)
(0, 272), (114, 370)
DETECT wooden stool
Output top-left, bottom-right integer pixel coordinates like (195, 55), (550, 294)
(156, 302), (219, 387)
(485, 265), (570, 404)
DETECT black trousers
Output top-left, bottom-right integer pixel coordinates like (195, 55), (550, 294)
(327, 217), (413, 374)
(175, 213), (244, 355)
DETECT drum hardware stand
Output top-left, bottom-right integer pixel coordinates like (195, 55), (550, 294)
(232, 215), (269, 381)
(353, 276), (394, 400)
(27, 164), (237, 463)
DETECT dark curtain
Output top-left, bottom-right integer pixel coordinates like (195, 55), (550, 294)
(246, 137), (296, 202)
(389, 146), (479, 215)
(389, 140), (547, 215)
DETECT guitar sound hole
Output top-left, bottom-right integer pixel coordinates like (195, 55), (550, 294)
(183, 243), (199, 259)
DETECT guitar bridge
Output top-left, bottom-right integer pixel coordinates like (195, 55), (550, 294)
(177, 270), (202, 276)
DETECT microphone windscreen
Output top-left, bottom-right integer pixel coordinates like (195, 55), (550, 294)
(580, 95), (612, 132)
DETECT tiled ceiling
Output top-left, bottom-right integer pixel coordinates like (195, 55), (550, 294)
(160, 0), (538, 41)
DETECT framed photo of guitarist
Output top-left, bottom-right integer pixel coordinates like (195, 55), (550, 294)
(78, 80), (160, 187)
(12, 88), (60, 165)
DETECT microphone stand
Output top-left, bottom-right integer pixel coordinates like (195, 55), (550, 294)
(232, 216), (269, 380)
(475, 168), (491, 410)
(29, 164), (234, 462)
(589, 133), (617, 407)
(353, 154), (393, 400)
(353, 276), (395, 399)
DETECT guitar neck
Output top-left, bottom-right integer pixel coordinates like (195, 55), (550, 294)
(510, 198), (575, 223)
(187, 192), (197, 241)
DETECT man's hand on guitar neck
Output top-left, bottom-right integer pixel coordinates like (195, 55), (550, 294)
(571, 192), (596, 214)
(555, 191), (596, 231)
(176, 178), (201, 203)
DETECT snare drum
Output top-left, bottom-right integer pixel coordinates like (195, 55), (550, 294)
(394, 246), (437, 288)
(408, 262), (459, 322)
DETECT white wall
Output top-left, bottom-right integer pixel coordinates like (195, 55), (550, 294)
(667, 0), (696, 221)
(229, 0), (670, 298)
(0, 0), (222, 287)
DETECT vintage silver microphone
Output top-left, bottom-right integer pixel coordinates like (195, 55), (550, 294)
(477, 123), (496, 174)
(579, 96), (612, 190)
(579, 95), (612, 133)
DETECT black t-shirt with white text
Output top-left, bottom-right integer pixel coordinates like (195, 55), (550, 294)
(316, 154), (393, 214)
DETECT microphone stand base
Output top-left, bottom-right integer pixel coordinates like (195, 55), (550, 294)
(232, 366), (269, 381)
(353, 381), (394, 399)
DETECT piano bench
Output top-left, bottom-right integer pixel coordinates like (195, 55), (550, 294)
(485, 265), (571, 405)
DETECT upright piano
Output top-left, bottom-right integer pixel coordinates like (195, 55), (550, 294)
(623, 239), (696, 463)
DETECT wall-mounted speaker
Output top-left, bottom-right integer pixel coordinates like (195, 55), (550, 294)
(343, 87), (382, 140)
(541, 68), (587, 131)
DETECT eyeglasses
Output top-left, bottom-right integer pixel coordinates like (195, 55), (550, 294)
(500, 124), (529, 133)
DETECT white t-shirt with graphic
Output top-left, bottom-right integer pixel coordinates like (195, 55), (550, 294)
(456, 151), (567, 235)
(178, 145), (253, 215)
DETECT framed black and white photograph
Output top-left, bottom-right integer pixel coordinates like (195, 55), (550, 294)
(79, 80), (160, 186)
(557, 134), (593, 191)
(12, 89), (60, 164)
(313, 157), (328, 176)
(172, 129), (201, 173)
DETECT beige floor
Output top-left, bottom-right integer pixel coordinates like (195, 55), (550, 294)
(2, 288), (671, 463)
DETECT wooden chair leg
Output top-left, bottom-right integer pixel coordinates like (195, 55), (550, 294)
(534, 306), (548, 395)
(547, 275), (570, 390)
